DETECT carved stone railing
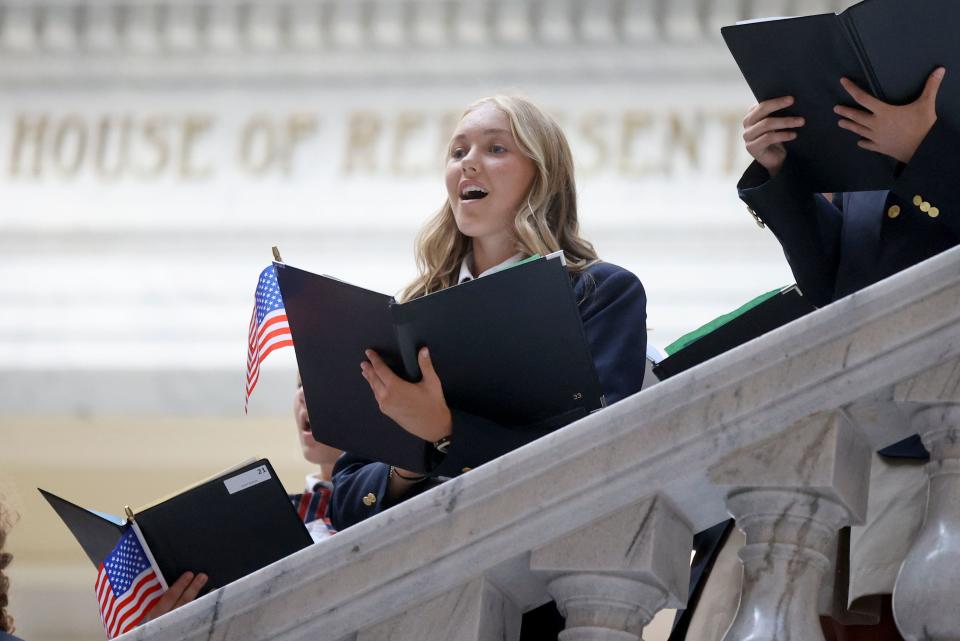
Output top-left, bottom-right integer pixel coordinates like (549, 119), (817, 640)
(0, 0), (849, 81)
(0, 0), (850, 54)
(125, 243), (960, 641)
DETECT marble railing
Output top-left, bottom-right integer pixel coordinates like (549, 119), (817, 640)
(0, 0), (850, 82)
(127, 243), (960, 641)
(0, 0), (850, 54)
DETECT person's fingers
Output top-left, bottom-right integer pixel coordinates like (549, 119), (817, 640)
(920, 67), (947, 104)
(833, 105), (874, 127)
(743, 96), (795, 128)
(418, 347), (441, 386)
(365, 349), (401, 386)
(858, 139), (881, 153)
(837, 118), (873, 139)
(840, 77), (882, 112)
(173, 573), (208, 608)
(743, 116), (804, 143)
(360, 362), (386, 399)
(746, 130), (797, 154)
(149, 572), (194, 619)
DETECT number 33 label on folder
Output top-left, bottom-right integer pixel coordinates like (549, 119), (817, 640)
(224, 465), (271, 494)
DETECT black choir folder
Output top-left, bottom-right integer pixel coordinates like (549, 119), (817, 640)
(722, 0), (959, 192)
(275, 255), (604, 473)
(40, 458), (312, 593)
(653, 286), (816, 381)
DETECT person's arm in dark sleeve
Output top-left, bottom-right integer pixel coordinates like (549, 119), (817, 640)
(738, 158), (843, 307)
(330, 453), (391, 530)
(430, 265), (648, 477)
(891, 120), (960, 237)
(576, 266), (647, 405)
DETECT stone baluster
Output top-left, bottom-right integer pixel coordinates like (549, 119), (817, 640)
(84, 3), (119, 51)
(889, 359), (960, 640)
(329, 2), (366, 49)
(537, 0), (574, 45)
(578, 0), (617, 43)
(355, 576), (521, 641)
(621, 0), (657, 43)
(451, 0), (490, 46)
(369, 0), (407, 48)
(289, 2), (324, 50)
(663, 0), (701, 41)
(165, 3), (200, 52)
(708, 412), (872, 641)
(530, 496), (692, 641)
(493, 1), (532, 45)
(207, 3), (241, 52)
(704, 0), (739, 41)
(125, 3), (161, 53)
(40, 4), (78, 51)
(1, 4), (37, 51)
(410, 0), (448, 47)
(891, 404), (960, 640)
(246, 4), (283, 51)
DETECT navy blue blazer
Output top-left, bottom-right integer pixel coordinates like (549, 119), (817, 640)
(0, 631), (25, 641)
(738, 120), (960, 308)
(331, 261), (647, 530)
(738, 120), (960, 458)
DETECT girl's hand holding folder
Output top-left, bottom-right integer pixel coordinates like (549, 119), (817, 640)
(360, 347), (453, 444)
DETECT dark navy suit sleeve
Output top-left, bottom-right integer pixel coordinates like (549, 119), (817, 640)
(430, 263), (647, 477)
(891, 120), (960, 236)
(737, 159), (843, 307)
(330, 454), (391, 530)
(331, 263), (648, 525)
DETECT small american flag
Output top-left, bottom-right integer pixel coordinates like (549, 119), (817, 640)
(95, 527), (165, 638)
(245, 265), (294, 411)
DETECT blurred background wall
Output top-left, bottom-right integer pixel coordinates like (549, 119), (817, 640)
(0, 1), (848, 639)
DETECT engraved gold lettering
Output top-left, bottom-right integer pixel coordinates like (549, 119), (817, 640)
(392, 112), (426, 176)
(94, 115), (132, 180)
(52, 115), (87, 177)
(136, 116), (170, 178)
(342, 111), (381, 174)
(666, 113), (703, 174)
(715, 110), (746, 175)
(9, 113), (47, 178)
(578, 112), (608, 175)
(283, 114), (318, 176)
(180, 115), (214, 179)
(240, 115), (275, 175)
(619, 111), (664, 176)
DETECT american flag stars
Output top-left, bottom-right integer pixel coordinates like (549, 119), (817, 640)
(96, 528), (164, 638)
(245, 265), (294, 411)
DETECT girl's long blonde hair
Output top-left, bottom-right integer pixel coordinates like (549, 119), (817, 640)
(398, 95), (599, 302)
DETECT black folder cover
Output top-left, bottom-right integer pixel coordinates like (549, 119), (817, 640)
(275, 257), (603, 473)
(653, 287), (816, 380)
(722, 0), (959, 192)
(39, 489), (124, 568)
(41, 459), (312, 592)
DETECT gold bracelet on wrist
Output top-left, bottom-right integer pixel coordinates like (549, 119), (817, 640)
(389, 465), (427, 483)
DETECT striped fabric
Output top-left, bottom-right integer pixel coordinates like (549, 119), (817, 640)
(245, 265), (293, 412)
(95, 528), (164, 638)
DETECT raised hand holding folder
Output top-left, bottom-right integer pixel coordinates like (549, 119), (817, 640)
(722, 0), (958, 192)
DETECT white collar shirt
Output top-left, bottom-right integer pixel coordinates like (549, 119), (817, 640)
(457, 252), (527, 284)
